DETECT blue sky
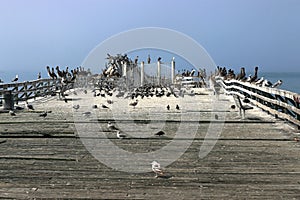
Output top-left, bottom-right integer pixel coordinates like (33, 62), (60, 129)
(0, 0), (299, 81)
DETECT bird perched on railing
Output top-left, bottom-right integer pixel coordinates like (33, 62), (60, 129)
(37, 72), (41, 79)
(147, 54), (151, 64)
(46, 66), (57, 79)
(12, 74), (18, 82)
(255, 77), (264, 86)
(262, 79), (273, 87)
(250, 66), (259, 83)
(271, 80), (283, 88)
(56, 66), (64, 78)
(236, 67), (246, 81)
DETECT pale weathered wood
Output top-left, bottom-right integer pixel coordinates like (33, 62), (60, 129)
(0, 89), (299, 199)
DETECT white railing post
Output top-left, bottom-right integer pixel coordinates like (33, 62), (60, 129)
(171, 60), (175, 84)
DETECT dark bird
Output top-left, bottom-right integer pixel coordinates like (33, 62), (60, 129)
(39, 112), (47, 118)
(26, 101), (34, 110)
(214, 114), (218, 120)
(56, 66), (64, 78)
(230, 105), (236, 109)
(129, 100), (138, 108)
(107, 100), (113, 104)
(82, 111), (91, 117)
(12, 74), (18, 82)
(92, 105), (98, 109)
(243, 98), (250, 103)
(37, 72), (41, 79)
(147, 54), (151, 64)
(15, 106), (24, 110)
(176, 104), (180, 110)
(157, 57), (162, 62)
(51, 68), (58, 79)
(83, 90), (87, 94)
(236, 67), (246, 80)
(9, 110), (16, 116)
(250, 66), (259, 82)
(155, 130), (165, 137)
(134, 56), (139, 65)
(101, 104), (109, 109)
(73, 104), (80, 111)
(166, 105), (170, 110)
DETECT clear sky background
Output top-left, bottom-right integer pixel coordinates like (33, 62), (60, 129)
(0, 0), (299, 81)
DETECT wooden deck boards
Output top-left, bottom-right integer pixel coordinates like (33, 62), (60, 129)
(0, 90), (299, 199)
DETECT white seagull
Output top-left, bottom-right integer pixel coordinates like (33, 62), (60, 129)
(271, 80), (283, 88)
(107, 121), (119, 131)
(116, 130), (127, 139)
(255, 77), (264, 86)
(151, 161), (164, 178)
(262, 79), (272, 87)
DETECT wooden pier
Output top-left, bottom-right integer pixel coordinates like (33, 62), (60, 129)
(0, 85), (300, 199)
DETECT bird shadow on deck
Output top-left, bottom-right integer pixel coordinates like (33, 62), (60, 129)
(156, 173), (173, 179)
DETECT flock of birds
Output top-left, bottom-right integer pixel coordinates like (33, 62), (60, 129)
(9, 65), (87, 85)
(216, 66), (283, 88)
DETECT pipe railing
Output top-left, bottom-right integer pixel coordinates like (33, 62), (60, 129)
(215, 76), (300, 127)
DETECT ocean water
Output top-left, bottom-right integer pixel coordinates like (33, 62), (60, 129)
(260, 72), (300, 94)
(1, 70), (299, 94)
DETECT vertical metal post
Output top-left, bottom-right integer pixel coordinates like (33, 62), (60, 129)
(141, 61), (144, 86)
(157, 61), (161, 85)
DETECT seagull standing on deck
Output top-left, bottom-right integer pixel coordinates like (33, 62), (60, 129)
(39, 112), (47, 118)
(151, 161), (164, 178)
(107, 121), (119, 131)
(9, 110), (16, 116)
(116, 130), (127, 139)
(73, 104), (80, 111)
(129, 100), (138, 109)
(26, 101), (34, 110)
